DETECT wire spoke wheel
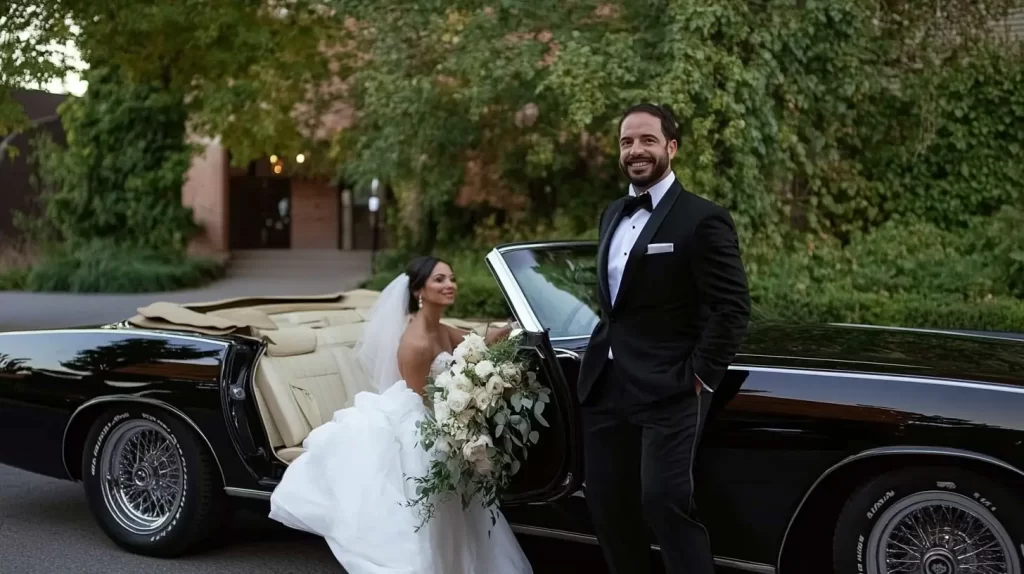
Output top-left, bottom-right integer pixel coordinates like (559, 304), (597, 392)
(99, 419), (184, 535)
(867, 492), (1019, 574)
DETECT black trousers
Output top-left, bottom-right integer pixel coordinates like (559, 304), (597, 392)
(581, 361), (715, 574)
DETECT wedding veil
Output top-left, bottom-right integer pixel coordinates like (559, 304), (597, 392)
(354, 273), (410, 393)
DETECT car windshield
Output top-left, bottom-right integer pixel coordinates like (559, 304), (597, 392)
(499, 244), (600, 340)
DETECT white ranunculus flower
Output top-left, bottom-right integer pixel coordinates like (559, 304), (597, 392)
(446, 388), (472, 413)
(474, 360), (496, 380)
(486, 375), (505, 396)
(473, 387), (493, 410)
(434, 399), (452, 424)
(461, 434), (493, 472)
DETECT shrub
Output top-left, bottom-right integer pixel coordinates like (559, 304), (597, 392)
(367, 213), (1024, 332)
(23, 241), (224, 293)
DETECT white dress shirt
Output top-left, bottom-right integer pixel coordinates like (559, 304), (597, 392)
(605, 171), (712, 392)
(607, 171), (677, 307)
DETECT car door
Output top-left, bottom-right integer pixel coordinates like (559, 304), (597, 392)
(484, 244), (593, 506)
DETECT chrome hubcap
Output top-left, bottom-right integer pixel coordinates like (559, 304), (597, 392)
(99, 419), (184, 535)
(867, 491), (1018, 574)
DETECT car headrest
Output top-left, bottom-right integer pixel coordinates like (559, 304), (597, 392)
(264, 327), (317, 357)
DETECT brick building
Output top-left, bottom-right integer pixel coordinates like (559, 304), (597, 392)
(182, 139), (387, 254)
(2, 92), (387, 254)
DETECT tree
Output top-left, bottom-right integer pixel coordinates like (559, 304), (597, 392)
(0, 0), (80, 137)
(26, 65), (198, 253)
(7, 0), (1020, 251)
(2, 0), (343, 172)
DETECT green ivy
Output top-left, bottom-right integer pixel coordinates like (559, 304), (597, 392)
(325, 0), (1021, 249)
(20, 65), (198, 254)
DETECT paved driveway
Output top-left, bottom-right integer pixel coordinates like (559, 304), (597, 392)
(0, 250), (372, 332)
(0, 463), (618, 574)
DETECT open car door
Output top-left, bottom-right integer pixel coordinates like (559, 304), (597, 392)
(484, 241), (600, 505)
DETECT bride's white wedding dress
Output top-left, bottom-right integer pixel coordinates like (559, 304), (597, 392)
(269, 350), (533, 574)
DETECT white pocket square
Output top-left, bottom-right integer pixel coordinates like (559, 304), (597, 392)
(647, 243), (674, 254)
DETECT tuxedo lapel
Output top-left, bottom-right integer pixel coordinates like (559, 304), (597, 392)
(597, 200), (624, 314)
(613, 181), (682, 309)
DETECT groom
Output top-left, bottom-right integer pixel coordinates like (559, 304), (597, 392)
(577, 103), (751, 574)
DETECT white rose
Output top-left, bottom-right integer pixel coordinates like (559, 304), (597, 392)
(434, 399), (452, 424)
(473, 387), (493, 410)
(456, 333), (488, 363)
(463, 332), (487, 351)
(451, 372), (473, 394)
(461, 434), (493, 469)
(446, 388), (472, 413)
(453, 340), (484, 365)
(486, 375), (505, 396)
(433, 370), (453, 389)
(474, 360), (496, 380)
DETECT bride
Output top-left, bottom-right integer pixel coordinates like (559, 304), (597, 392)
(268, 255), (534, 573)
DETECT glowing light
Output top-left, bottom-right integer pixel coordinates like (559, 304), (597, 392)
(296, 153), (306, 164)
(273, 164), (283, 174)
(269, 154), (279, 163)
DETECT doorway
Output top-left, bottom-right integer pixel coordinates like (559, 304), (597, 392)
(229, 176), (292, 249)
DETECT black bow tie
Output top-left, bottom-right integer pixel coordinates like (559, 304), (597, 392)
(622, 193), (653, 217)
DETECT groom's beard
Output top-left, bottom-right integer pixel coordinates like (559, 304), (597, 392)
(619, 149), (670, 189)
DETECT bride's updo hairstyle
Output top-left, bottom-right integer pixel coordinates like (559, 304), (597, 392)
(405, 255), (446, 313)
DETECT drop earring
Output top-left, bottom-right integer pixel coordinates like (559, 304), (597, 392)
(418, 295), (423, 309)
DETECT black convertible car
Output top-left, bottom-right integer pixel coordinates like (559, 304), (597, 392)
(2, 241), (1024, 574)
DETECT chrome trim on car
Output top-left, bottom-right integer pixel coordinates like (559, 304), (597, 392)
(224, 487), (272, 500)
(829, 322), (1024, 343)
(485, 248), (543, 333)
(737, 365), (1024, 396)
(553, 348), (580, 360)
(62, 395), (226, 485)
(493, 240), (596, 255)
(510, 525), (775, 573)
(775, 446), (1024, 572)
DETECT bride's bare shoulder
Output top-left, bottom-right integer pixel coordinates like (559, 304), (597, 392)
(397, 328), (434, 366)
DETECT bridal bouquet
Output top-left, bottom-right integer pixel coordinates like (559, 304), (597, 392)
(405, 331), (551, 531)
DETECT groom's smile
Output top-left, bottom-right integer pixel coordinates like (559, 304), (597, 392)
(618, 111), (677, 191)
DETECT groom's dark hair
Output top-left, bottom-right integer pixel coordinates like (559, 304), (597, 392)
(406, 255), (449, 313)
(618, 102), (680, 144)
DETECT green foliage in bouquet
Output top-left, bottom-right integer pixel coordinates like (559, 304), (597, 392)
(405, 332), (551, 532)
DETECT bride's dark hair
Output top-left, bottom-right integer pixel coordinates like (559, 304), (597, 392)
(405, 255), (448, 313)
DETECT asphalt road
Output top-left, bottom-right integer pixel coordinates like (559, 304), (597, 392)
(0, 463), (642, 574)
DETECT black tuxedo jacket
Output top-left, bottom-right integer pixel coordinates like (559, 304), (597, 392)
(577, 179), (751, 405)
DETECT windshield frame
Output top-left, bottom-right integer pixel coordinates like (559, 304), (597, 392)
(485, 240), (600, 343)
